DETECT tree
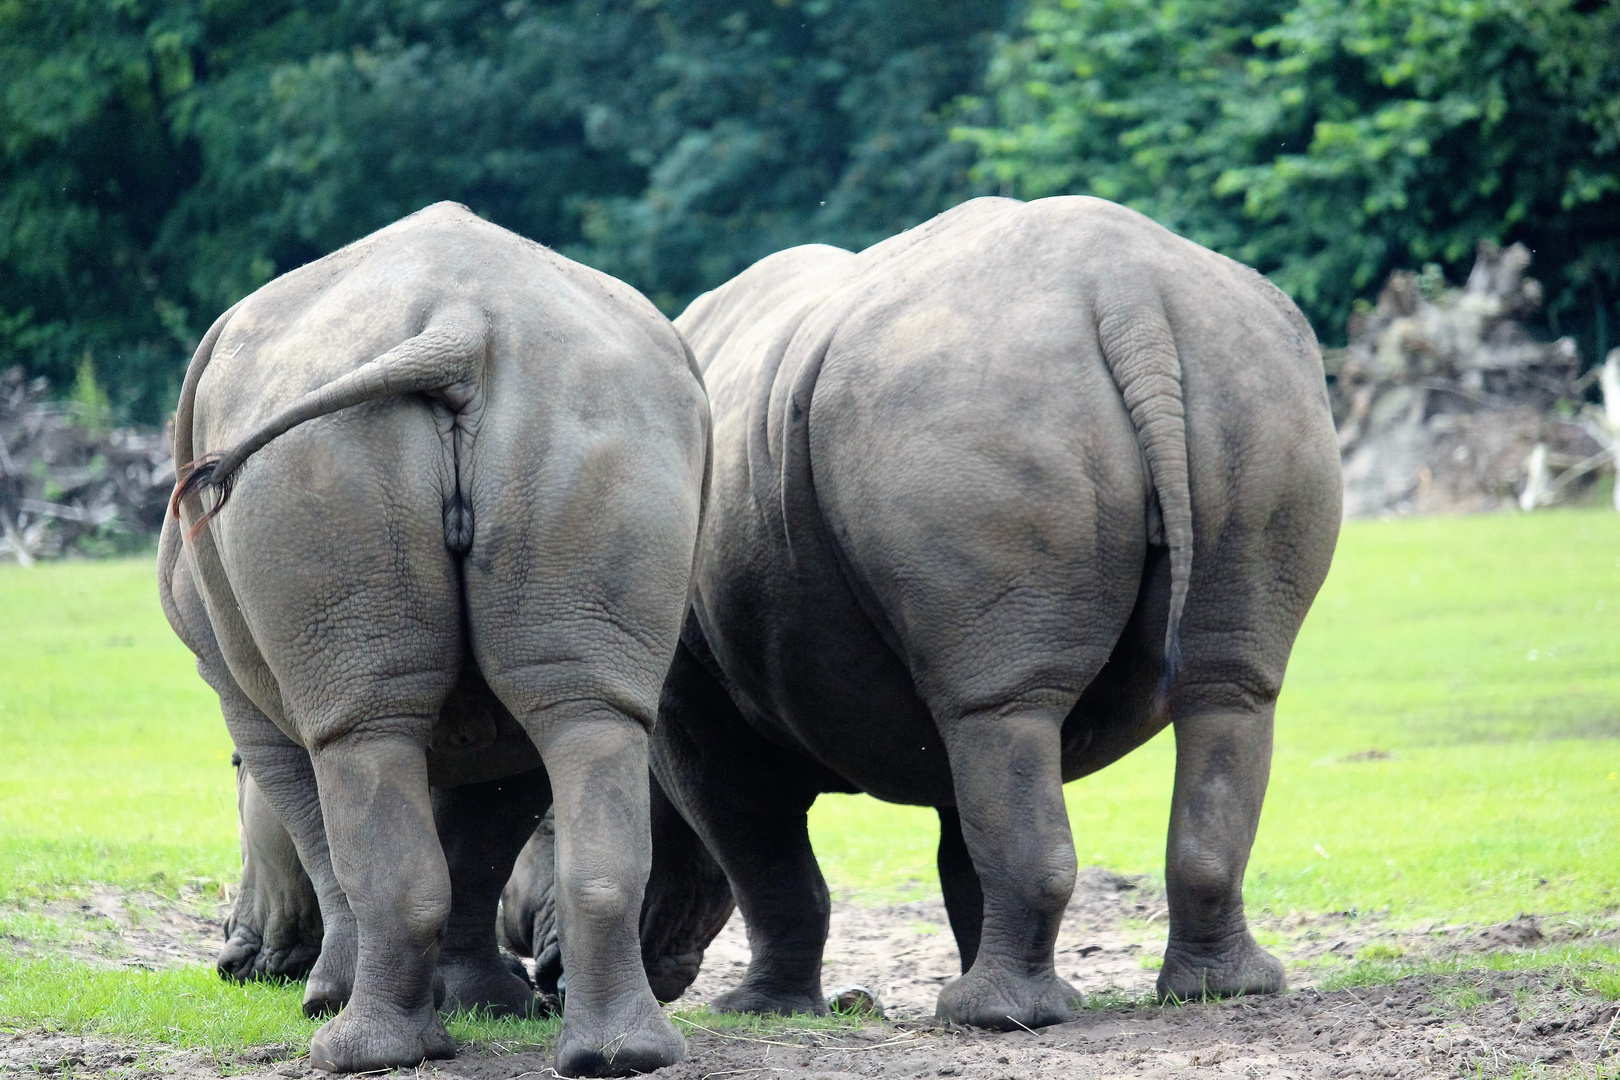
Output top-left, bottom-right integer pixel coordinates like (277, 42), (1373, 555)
(958, 0), (1620, 350)
(0, 0), (204, 417)
(2, 0), (1016, 419)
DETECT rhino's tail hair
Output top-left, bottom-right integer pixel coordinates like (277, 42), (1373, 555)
(171, 304), (487, 540)
(1095, 285), (1192, 715)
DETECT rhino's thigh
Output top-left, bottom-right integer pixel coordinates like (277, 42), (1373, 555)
(455, 379), (702, 1071)
(1174, 417), (1340, 711)
(822, 454), (1146, 723)
(457, 406), (700, 730)
(206, 413), (463, 739)
(810, 333), (1149, 721)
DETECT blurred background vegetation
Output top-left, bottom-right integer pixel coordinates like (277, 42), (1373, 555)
(3, 0), (1617, 422)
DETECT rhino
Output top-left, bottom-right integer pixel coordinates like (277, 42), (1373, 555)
(203, 195), (1342, 1032)
(623, 195), (1343, 1026)
(159, 202), (707, 1077)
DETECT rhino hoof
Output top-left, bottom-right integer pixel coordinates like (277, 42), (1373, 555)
(308, 1000), (456, 1073)
(712, 981), (828, 1017)
(935, 966), (1082, 1029)
(218, 926), (319, 984)
(1157, 932), (1285, 1002)
(554, 993), (684, 1078)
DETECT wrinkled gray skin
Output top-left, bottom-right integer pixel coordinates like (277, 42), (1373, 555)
(220, 757), (539, 1003)
(219, 756), (322, 983)
(158, 202), (706, 1076)
(636, 196), (1341, 1028)
(224, 767), (733, 1009)
(497, 778), (735, 1004)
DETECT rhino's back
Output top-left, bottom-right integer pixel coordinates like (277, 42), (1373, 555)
(195, 202), (683, 452)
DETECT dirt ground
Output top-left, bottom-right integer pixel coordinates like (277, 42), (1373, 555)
(4, 870), (1618, 1079)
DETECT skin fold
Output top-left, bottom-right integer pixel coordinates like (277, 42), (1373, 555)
(159, 202), (707, 1077)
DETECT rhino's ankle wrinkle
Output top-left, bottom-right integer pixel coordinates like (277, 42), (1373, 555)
(1166, 859), (1248, 943)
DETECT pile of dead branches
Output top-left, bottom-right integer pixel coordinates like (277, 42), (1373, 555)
(0, 367), (174, 564)
(1329, 241), (1614, 516)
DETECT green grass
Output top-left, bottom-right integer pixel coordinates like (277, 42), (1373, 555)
(2, 510), (1618, 1051)
(1313, 940), (1620, 999)
(0, 949), (572, 1053)
(0, 952), (317, 1049)
(0, 950), (863, 1054)
(0, 555), (237, 901)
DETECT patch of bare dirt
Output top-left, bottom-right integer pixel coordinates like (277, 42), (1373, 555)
(685, 868), (1168, 1019)
(1, 886), (226, 969)
(3, 875), (1617, 1079)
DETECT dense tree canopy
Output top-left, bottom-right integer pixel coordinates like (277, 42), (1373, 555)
(4, 0), (1617, 419)
(1, 0), (1011, 420)
(958, 0), (1620, 349)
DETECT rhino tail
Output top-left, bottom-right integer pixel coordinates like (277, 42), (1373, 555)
(1095, 287), (1192, 713)
(173, 303), (488, 539)
(169, 299), (246, 522)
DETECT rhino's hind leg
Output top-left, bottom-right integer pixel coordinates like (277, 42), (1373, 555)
(519, 713), (686, 1077)
(651, 636), (830, 1019)
(226, 728), (359, 1020)
(433, 770), (552, 1017)
(1153, 402), (1339, 1003)
(306, 733), (456, 1073)
(498, 811), (563, 999)
(219, 760), (322, 983)
(935, 807), (984, 974)
(1155, 706), (1284, 1002)
(162, 518), (359, 1013)
(934, 710), (1083, 1030)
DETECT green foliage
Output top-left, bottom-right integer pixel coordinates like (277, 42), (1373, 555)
(71, 353), (111, 434)
(958, 0), (1620, 345)
(564, 0), (1010, 311)
(1, 0), (1013, 419)
(0, 0), (202, 419)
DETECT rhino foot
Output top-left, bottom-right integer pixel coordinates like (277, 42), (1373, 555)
(301, 917), (359, 1018)
(935, 965), (1082, 1029)
(1157, 931), (1285, 1002)
(217, 921), (320, 984)
(712, 980), (828, 1018)
(438, 947), (539, 1017)
(308, 999), (456, 1073)
(554, 991), (685, 1078)
(645, 951), (705, 1004)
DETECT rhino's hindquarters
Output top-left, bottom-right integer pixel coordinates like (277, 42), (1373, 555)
(205, 382), (696, 1074)
(173, 204), (703, 1079)
(451, 356), (701, 1076)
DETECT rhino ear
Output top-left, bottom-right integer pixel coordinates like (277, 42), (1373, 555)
(640, 773), (734, 1003)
